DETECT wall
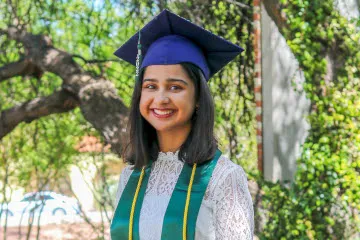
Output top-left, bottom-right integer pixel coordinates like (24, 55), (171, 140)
(261, 3), (311, 183)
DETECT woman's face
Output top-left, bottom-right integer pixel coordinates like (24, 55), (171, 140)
(140, 64), (196, 133)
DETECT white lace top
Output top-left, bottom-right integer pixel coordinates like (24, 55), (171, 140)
(114, 151), (254, 240)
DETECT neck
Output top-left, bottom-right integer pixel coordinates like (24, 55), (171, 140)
(157, 124), (192, 153)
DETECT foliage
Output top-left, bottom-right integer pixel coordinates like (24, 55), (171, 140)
(0, 0), (134, 191)
(260, 0), (360, 239)
(0, 110), (87, 193)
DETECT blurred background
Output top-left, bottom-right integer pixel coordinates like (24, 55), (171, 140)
(0, 0), (359, 239)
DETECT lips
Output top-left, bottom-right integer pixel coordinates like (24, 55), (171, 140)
(151, 108), (176, 118)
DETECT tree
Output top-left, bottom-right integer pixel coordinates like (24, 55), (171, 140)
(0, 2), (144, 237)
(0, 0), (134, 156)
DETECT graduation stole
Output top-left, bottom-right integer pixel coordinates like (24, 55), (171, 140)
(110, 149), (221, 240)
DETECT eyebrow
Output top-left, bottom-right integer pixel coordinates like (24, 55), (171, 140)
(143, 78), (189, 85)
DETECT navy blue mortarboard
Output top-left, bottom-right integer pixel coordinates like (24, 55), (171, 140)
(114, 9), (243, 81)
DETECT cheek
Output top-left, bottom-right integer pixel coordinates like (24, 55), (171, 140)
(177, 95), (196, 116)
(139, 94), (152, 116)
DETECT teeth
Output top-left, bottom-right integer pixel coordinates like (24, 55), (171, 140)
(154, 109), (174, 115)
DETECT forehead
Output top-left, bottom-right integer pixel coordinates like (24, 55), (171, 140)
(143, 64), (189, 79)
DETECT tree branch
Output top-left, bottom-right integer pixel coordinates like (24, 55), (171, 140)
(0, 59), (39, 82)
(0, 90), (79, 139)
(0, 26), (31, 45)
(72, 54), (121, 64)
(78, 80), (129, 156)
(1, 26), (130, 155)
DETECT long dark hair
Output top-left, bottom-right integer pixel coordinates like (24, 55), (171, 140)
(123, 62), (217, 169)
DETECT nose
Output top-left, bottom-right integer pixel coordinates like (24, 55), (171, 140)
(154, 91), (170, 104)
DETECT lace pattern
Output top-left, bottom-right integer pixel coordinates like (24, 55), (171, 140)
(114, 152), (254, 240)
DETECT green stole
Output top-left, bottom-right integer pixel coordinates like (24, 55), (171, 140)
(110, 150), (221, 240)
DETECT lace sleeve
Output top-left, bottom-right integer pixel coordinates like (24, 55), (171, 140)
(114, 165), (134, 208)
(213, 165), (254, 240)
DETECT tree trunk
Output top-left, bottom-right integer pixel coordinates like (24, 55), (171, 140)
(0, 26), (129, 155)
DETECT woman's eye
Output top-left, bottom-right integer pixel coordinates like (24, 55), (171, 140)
(143, 84), (156, 89)
(170, 85), (182, 91)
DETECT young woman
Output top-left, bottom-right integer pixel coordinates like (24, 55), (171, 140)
(111, 9), (254, 240)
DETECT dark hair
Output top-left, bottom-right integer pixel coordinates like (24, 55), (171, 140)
(123, 62), (218, 169)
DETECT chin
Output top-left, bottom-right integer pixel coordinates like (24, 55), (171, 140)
(150, 123), (175, 132)
(142, 113), (192, 133)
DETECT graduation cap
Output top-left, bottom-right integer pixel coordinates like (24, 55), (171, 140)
(114, 9), (243, 81)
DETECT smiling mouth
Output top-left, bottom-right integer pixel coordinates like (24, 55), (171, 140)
(151, 109), (176, 118)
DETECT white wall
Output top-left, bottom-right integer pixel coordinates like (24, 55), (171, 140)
(336, 0), (360, 20)
(261, 3), (310, 183)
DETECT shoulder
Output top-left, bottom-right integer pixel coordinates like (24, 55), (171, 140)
(118, 165), (135, 187)
(216, 154), (246, 173)
(205, 154), (250, 201)
(114, 165), (135, 207)
(212, 154), (249, 187)
(121, 165), (135, 178)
